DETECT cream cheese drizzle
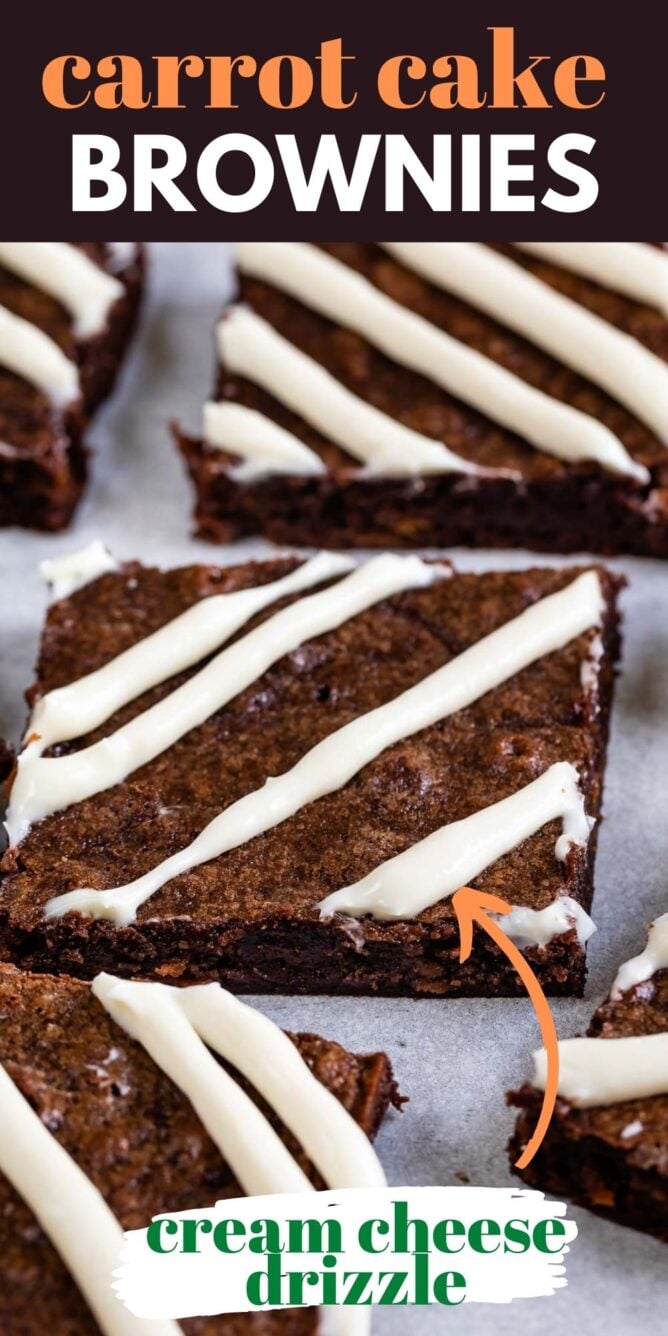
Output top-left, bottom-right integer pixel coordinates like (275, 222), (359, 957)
(512, 242), (668, 319)
(7, 554), (438, 845)
(384, 242), (665, 453)
(0, 1062), (179, 1336)
(611, 912), (668, 999)
(236, 243), (649, 480)
(45, 569), (603, 926)
(0, 243), (124, 339)
(532, 913), (668, 1108)
(93, 976), (386, 1194)
(211, 304), (486, 479)
(24, 553), (352, 757)
(204, 399), (327, 479)
(318, 763), (591, 921)
(533, 1033), (668, 1108)
(39, 540), (119, 602)
(491, 895), (596, 950)
(0, 303), (79, 404)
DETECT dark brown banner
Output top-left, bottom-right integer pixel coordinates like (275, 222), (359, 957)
(2, 1), (665, 238)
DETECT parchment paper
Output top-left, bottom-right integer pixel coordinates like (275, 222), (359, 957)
(0, 243), (665, 1335)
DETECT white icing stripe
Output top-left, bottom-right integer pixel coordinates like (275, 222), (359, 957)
(204, 400), (327, 478)
(26, 553), (353, 756)
(0, 304), (78, 405)
(492, 895), (596, 950)
(513, 242), (668, 319)
(533, 1033), (668, 1108)
(318, 763), (590, 921)
(93, 976), (380, 1336)
(214, 304), (484, 478)
(0, 1062), (179, 1336)
(8, 554), (439, 844)
(237, 243), (649, 481)
(384, 242), (666, 451)
(46, 570), (603, 926)
(92, 978), (312, 1196)
(39, 540), (119, 602)
(611, 913), (668, 999)
(93, 976), (386, 1193)
(0, 243), (124, 339)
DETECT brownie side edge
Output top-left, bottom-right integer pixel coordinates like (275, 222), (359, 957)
(178, 430), (668, 559)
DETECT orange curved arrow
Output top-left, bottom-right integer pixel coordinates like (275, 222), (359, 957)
(452, 886), (559, 1171)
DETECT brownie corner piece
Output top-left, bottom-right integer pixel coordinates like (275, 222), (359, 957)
(0, 242), (144, 532)
(507, 951), (668, 1242)
(0, 555), (621, 996)
(0, 962), (399, 1333)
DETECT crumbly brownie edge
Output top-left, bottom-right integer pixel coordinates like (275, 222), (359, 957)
(0, 567), (622, 997)
(178, 429), (668, 559)
(0, 246), (144, 532)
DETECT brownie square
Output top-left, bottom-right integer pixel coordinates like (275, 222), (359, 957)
(0, 243), (143, 531)
(178, 242), (668, 557)
(0, 556), (621, 995)
(508, 946), (668, 1242)
(0, 963), (398, 1333)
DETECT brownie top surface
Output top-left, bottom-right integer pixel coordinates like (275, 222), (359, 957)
(0, 557), (619, 940)
(220, 242), (667, 484)
(0, 963), (391, 1334)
